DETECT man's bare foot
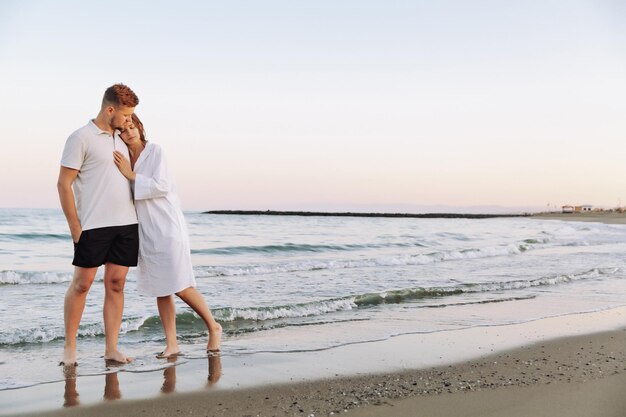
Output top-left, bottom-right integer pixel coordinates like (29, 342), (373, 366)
(103, 350), (133, 365)
(60, 346), (78, 367)
(156, 347), (181, 359)
(207, 323), (222, 353)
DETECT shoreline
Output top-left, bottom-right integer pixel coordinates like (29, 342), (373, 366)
(203, 210), (529, 219)
(531, 212), (626, 224)
(6, 306), (626, 417)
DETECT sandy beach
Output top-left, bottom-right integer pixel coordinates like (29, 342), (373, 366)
(532, 212), (626, 224)
(9, 325), (626, 417)
(5, 306), (626, 417)
(4, 213), (626, 417)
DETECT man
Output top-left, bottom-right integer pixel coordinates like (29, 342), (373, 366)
(57, 83), (139, 366)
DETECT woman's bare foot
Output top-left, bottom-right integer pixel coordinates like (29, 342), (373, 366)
(207, 323), (222, 353)
(103, 350), (133, 365)
(60, 346), (78, 367)
(156, 347), (181, 359)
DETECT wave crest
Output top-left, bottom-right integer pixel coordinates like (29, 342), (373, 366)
(195, 239), (552, 278)
(0, 271), (73, 285)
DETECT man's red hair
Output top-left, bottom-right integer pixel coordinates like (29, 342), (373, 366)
(102, 83), (139, 108)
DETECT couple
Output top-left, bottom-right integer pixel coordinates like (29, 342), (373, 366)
(57, 83), (221, 365)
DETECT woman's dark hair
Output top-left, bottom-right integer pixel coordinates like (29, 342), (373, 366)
(130, 113), (147, 144)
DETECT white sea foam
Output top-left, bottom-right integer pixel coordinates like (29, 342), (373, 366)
(194, 240), (552, 278)
(0, 316), (150, 345)
(0, 270), (73, 285)
(217, 298), (358, 321)
(0, 270), (137, 285)
(0, 377), (37, 390)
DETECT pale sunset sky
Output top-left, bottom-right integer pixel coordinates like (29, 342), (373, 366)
(0, 1), (624, 212)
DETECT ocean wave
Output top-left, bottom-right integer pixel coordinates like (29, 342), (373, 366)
(0, 270), (74, 285)
(1, 267), (618, 346)
(191, 241), (428, 255)
(354, 267), (619, 307)
(0, 316), (149, 345)
(137, 300), (358, 329)
(155, 267), (622, 324)
(195, 238), (552, 278)
(129, 267), (605, 331)
(0, 270), (137, 286)
(216, 299), (358, 321)
(208, 267), (621, 321)
(1, 236), (558, 285)
(0, 232), (70, 241)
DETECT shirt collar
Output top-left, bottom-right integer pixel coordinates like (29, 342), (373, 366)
(135, 142), (153, 168)
(88, 119), (116, 136)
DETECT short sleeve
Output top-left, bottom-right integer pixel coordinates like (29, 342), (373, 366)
(60, 133), (84, 170)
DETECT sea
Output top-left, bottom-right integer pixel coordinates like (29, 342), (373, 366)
(2, 208), (626, 392)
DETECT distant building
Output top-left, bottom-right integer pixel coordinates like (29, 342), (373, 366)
(575, 205), (593, 213)
(562, 205), (574, 213)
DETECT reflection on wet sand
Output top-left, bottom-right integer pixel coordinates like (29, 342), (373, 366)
(161, 356), (178, 394)
(62, 365), (79, 407)
(207, 354), (222, 387)
(161, 354), (223, 394)
(103, 372), (121, 401)
(61, 354), (223, 407)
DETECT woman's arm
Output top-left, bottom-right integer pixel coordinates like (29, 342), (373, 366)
(131, 146), (172, 200)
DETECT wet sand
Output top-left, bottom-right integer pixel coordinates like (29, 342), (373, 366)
(11, 326), (626, 417)
(7, 306), (626, 417)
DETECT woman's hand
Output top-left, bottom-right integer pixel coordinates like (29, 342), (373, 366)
(113, 151), (136, 181)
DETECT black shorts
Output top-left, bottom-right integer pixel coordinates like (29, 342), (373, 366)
(73, 224), (139, 268)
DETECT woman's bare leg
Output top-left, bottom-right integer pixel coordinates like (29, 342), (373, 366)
(175, 287), (222, 351)
(156, 295), (180, 357)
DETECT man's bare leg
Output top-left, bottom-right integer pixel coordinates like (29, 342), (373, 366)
(63, 266), (98, 365)
(103, 262), (132, 363)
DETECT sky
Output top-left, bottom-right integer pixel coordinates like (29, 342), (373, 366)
(0, 1), (625, 212)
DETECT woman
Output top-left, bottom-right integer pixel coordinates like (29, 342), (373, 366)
(113, 114), (221, 358)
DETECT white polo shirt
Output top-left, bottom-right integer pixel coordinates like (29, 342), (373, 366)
(61, 120), (138, 231)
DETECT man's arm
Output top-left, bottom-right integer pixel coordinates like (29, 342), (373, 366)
(57, 166), (82, 243)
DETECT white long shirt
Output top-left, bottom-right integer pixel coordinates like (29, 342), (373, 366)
(133, 142), (196, 297)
